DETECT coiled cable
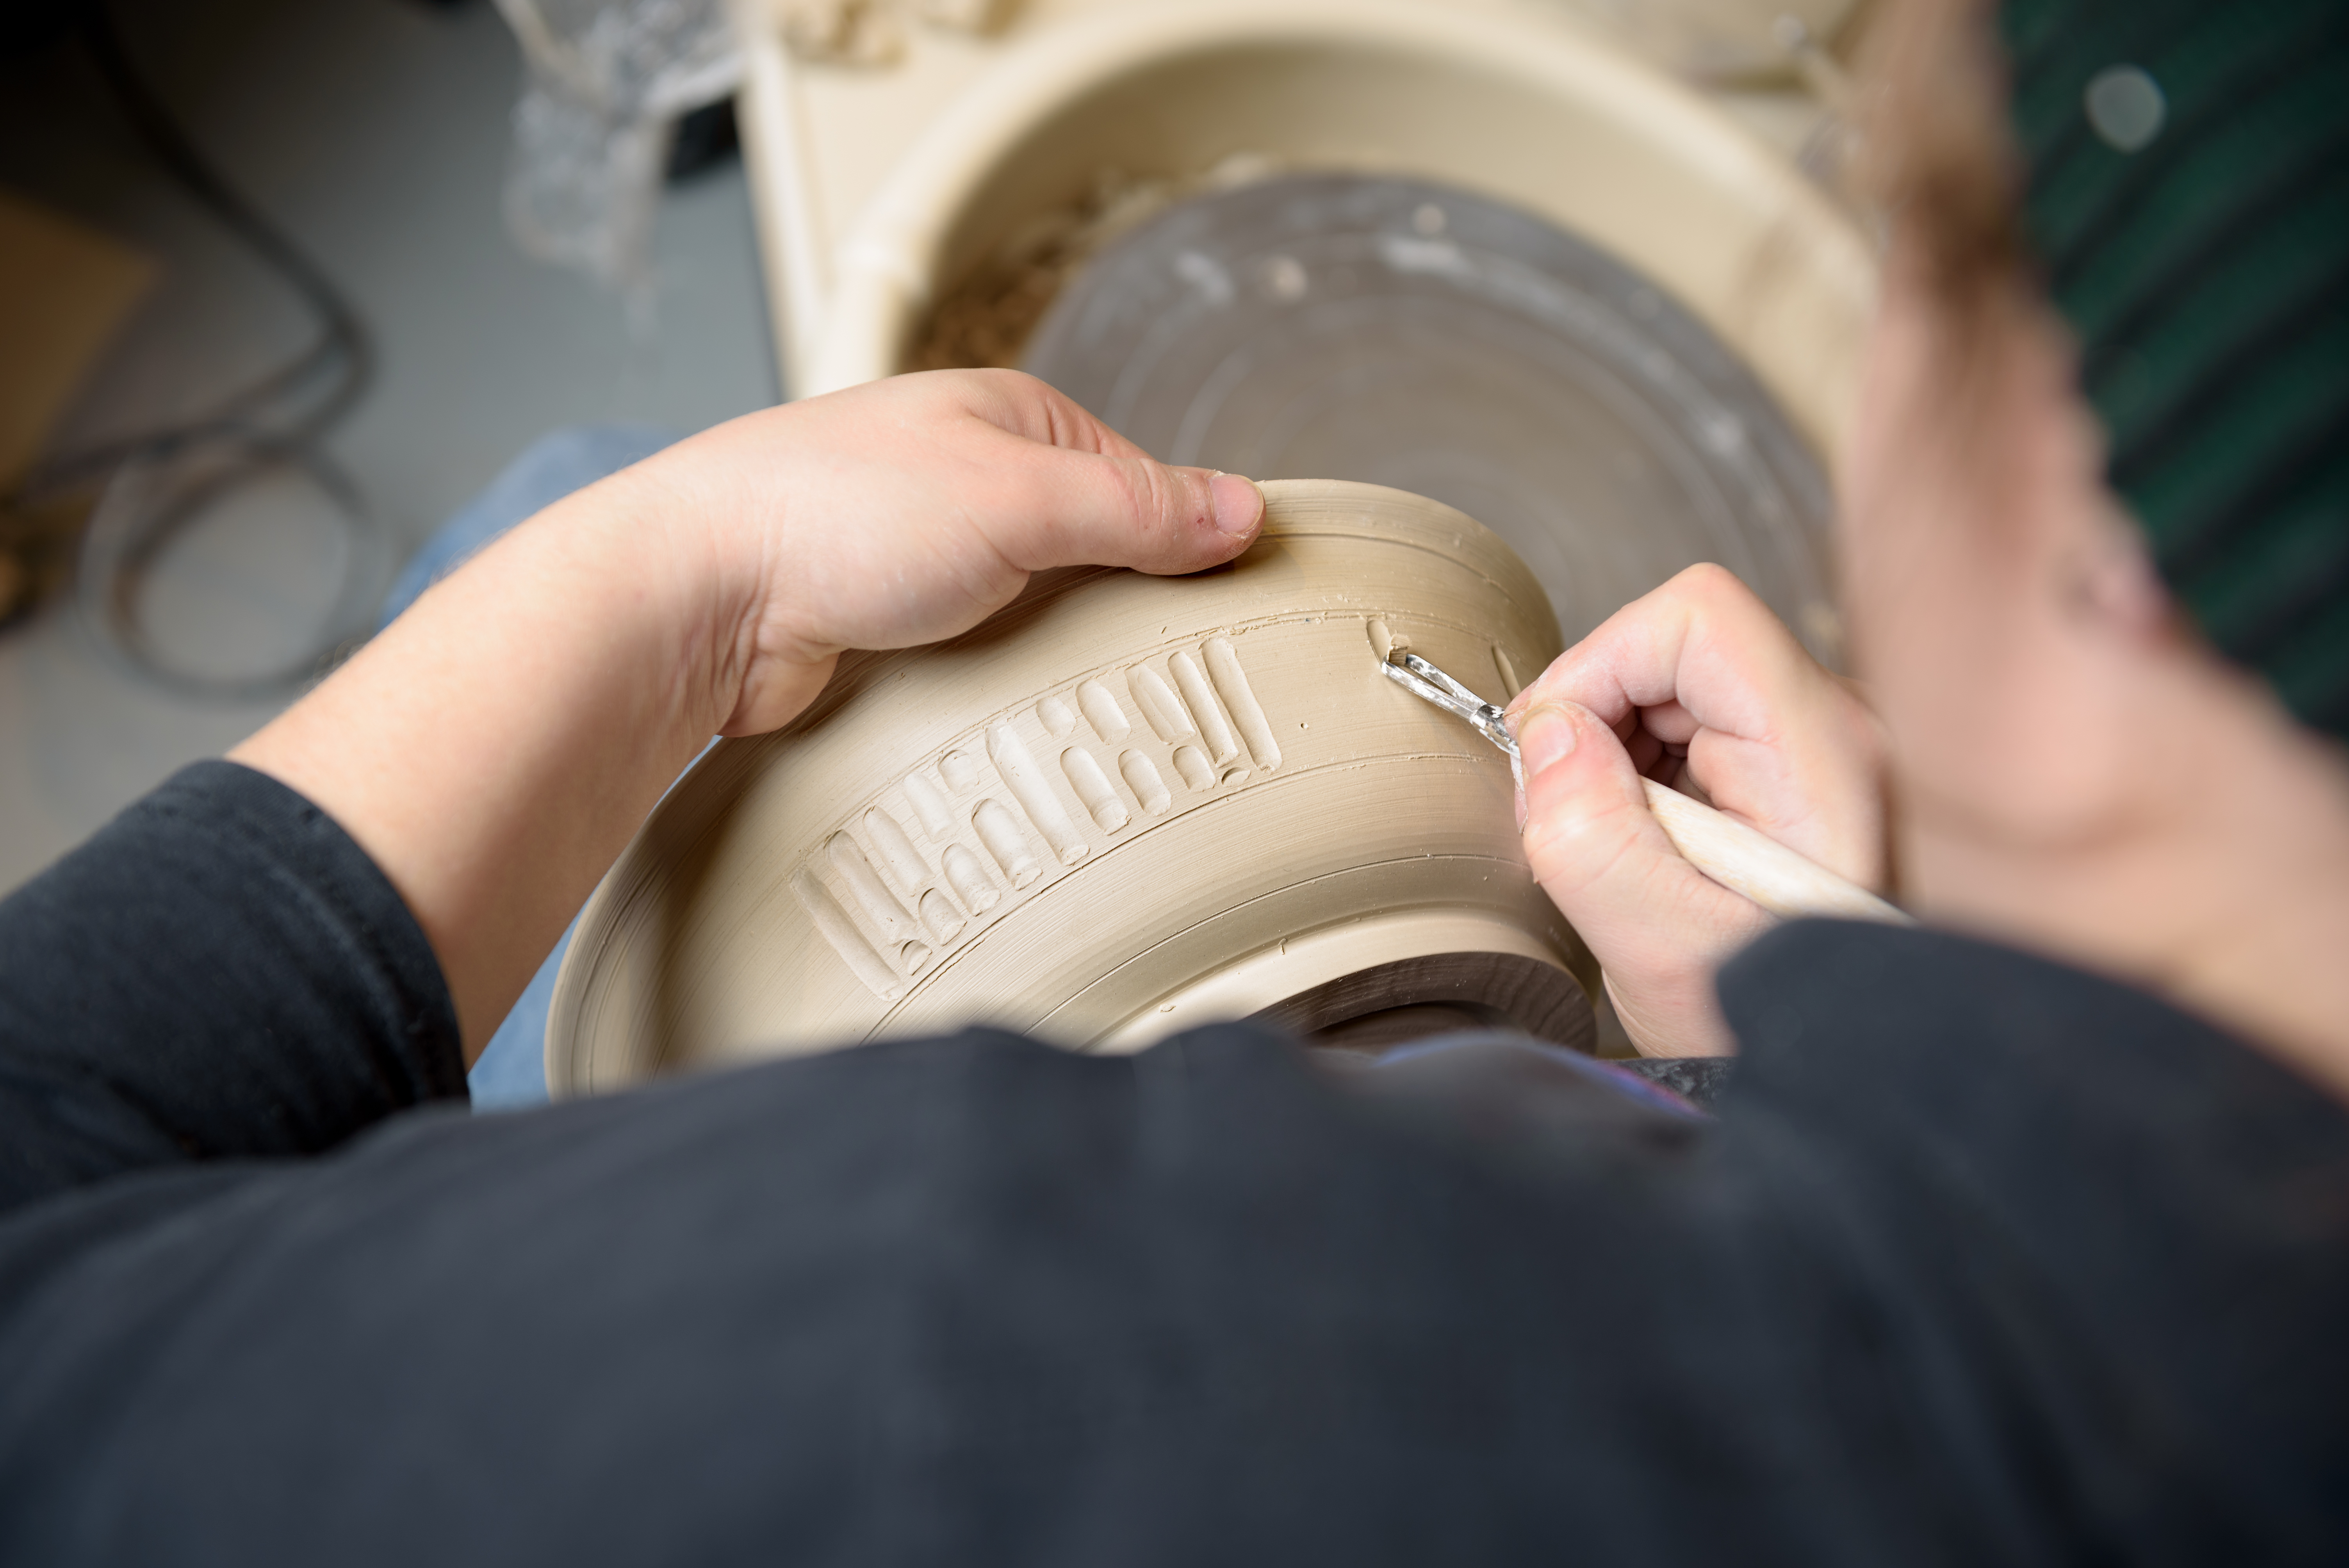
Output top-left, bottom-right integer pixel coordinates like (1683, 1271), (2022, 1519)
(7, 1), (391, 698)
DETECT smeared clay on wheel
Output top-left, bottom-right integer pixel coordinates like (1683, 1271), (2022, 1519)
(547, 480), (1592, 1096)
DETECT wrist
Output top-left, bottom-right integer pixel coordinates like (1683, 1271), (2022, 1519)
(622, 426), (842, 740)
(579, 444), (778, 742)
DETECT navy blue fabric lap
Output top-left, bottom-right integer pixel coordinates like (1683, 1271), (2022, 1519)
(4, 761), (2344, 1563)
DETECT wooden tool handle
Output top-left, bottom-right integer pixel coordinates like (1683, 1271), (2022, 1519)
(1640, 778), (1911, 926)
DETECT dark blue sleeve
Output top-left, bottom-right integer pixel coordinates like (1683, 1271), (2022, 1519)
(1717, 921), (2349, 1559)
(0, 761), (465, 1213)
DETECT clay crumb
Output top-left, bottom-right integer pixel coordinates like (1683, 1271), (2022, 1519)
(907, 157), (1284, 373)
(1366, 617), (1412, 663)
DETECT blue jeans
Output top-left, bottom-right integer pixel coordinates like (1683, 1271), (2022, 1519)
(380, 425), (677, 1110)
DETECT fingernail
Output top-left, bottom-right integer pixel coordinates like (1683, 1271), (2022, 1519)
(1515, 704), (1576, 777)
(1209, 472), (1263, 538)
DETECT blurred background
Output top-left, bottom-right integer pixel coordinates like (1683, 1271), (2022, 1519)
(0, 0), (775, 896)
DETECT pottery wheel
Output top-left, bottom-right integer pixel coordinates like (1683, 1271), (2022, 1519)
(548, 481), (1597, 1094)
(1022, 173), (1837, 655)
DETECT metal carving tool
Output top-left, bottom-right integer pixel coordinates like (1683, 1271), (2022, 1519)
(1381, 649), (1522, 784)
(1380, 648), (1910, 925)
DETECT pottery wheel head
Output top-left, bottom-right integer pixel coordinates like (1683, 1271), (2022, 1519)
(548, 482), (1602, 1093)
(1023, 173), (1839, 663)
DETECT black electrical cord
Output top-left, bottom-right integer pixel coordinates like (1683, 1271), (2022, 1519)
(6, 0), (393, 698)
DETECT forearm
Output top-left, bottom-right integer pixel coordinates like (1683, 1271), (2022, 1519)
(232, 461), (753, 1060)
(230, 372), (1261, 1066)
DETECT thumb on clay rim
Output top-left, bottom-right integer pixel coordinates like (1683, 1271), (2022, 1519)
(1020, 446), (1264, 576)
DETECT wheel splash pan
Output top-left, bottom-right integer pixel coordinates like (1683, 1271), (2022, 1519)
(1023, 173), (1837, 656)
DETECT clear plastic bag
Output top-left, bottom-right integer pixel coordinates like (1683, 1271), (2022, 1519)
(494, 0), (741, 293)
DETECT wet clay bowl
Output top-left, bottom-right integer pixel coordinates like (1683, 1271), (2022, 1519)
(547, 479), (1590, 1096)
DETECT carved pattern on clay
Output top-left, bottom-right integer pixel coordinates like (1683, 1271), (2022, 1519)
(1205, 636), (1281, 772)
(1120, 749), (1171, 815)
(862, 808), (929, 898)
(1374, 611), (1518, 709)
(788, 626), (1501, 1019)
(827, 833), (914, 942)
(989, 722), (1088, 866)
(1076, 678), (1130, 743)
(1492, 645), (1522, 699)
(1169, 650), (1239, 764)
(918, 889), (965, 944)
(789, 634), (1286, 1007)
(1128, 664), (1193, 743)
(941, 843), (1000, 912)
(902, 771), (955, 840)
(792, 869), (905, 1001)
(973, 798), (1041, 889)
(1061, 747), (1129, 832)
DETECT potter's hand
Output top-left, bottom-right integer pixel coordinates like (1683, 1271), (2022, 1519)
(644, 370), (1264, 737)
(233, 370), (1260, 1058)
(1505, 565), (1886, 1056)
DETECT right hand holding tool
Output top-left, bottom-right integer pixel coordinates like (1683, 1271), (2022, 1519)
(1508, 564), (1890, 1057)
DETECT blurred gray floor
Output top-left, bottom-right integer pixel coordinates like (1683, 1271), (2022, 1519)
(0, 0), (779, 894)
